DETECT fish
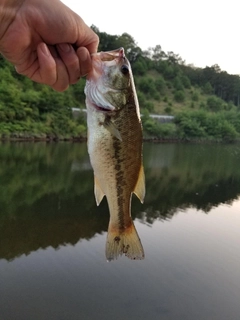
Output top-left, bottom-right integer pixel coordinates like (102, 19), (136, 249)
(84, 48), (145, 261)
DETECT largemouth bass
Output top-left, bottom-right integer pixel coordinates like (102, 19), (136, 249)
(85, 48), (145, 261)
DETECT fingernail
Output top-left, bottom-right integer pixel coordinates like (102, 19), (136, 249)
(58, 43), (71, 53)
(40, 43), (50, 56)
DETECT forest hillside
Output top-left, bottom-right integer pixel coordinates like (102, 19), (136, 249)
(1, 25), (240, 142)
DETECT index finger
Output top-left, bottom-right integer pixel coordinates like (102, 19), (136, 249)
(76, 25), (99, 54)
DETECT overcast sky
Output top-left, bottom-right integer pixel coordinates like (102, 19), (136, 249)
(62, 0), (240, 75)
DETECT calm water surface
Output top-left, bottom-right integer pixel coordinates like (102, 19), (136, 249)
(0, 142), (240, 320)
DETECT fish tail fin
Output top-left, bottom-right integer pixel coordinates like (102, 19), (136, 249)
(106, 219), (144, 261)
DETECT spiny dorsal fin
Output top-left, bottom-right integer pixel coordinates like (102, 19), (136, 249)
(94, 176), (105, 206)
(103, 118), (122, 141)
(133, 164), (145, 203)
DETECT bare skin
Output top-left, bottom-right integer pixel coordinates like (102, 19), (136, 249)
(0, 0), (99, 91)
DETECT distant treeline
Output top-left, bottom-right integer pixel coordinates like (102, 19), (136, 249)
(92, 25), (240, 141)
(93, 25), (240, 106)
(1, 25), (240, 141)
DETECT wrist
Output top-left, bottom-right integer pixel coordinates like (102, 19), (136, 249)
(0, 0), (24, 44)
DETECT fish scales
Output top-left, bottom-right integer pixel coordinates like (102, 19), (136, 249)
(85, 48), (145, 261)
(108, 106), (142, 229)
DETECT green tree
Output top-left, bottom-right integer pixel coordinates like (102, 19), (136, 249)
(132, 57), (148, 75)
(173, 76), (184, 90)
(203, 82), (214, 94)
(180, 75), (191, 88)
(174, 90), (185, 102)
(138, 77), (157, 96)
(206, 96), (223, 111)
(192, 92), (199, 101)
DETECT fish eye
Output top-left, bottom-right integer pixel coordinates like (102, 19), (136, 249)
(121, 65), (129, 75)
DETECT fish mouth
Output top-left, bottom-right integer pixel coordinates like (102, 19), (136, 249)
(88, 48), (126, 81)
(101, 48), (125, 62)
(91, 48), (125, 63)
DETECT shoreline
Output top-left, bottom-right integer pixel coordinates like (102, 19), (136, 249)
(0, 136), (238, 144)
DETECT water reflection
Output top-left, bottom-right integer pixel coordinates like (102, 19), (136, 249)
(1, 142), (240, 261)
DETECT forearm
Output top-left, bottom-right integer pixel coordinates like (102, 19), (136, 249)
(0, 0), (24, 44)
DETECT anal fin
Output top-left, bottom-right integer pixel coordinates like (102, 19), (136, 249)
(94, 176), (105, 206)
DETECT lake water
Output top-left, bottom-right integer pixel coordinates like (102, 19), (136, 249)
(0, 142), (240, 320)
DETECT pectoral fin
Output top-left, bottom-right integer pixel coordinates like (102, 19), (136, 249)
(103, 119), (122, 141)
(94, 176), (105, 206)
(133, 165), (145, 203)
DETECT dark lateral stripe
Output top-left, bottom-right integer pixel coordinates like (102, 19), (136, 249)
(113, 138), (126, 230)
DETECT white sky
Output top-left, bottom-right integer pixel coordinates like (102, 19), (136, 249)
(62, 0), (240, 75)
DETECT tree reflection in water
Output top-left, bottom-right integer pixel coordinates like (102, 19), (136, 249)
(1, 142), (240, 260)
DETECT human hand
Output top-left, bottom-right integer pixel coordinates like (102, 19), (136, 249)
(0, 0), (99, 91)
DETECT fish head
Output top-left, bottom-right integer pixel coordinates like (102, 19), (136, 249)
(85, 48), (132, 112)
(96, 48), (131, 91)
